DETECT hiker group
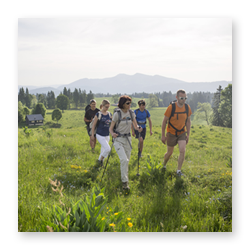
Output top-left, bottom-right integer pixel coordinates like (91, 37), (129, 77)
(84, 89), (192, 191)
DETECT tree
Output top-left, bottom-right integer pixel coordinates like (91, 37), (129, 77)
(30, 95), (38, 108)
(87, 90), (94, 104)
(194, 102), (213, 125)
(52, 108), (62, 123)
(112, 94), (119, 104)
(218, 84), (232, 128)
(148, 94), (159, 108)
(38, 94), (47, 107)
(79, 89), (87, 108)
(56, 94), (69, 111)
(23, 106), (30, 116)
(73, 88), (80, 109)
(211, 85), (223, 126)
(32, 103), (46, 118)
(18, 87), (25, 105)
(25, 88), (32, 108)
(18, 101), (24, 123)
(47, 91), (56, 109)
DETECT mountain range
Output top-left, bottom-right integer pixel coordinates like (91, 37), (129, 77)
(18, 73), (231, 96)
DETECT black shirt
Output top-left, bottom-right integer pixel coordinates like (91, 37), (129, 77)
(85, 108), (100, 127)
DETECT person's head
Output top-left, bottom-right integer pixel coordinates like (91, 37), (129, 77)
(176, 89), (187, 104)
(100, 99), (110, 111)
(118, 95), (132, 109)
(89, 99), (96, 110)
(138, 99), (146, 109)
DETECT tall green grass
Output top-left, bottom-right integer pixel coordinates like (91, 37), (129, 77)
(18, 108), (232, 232)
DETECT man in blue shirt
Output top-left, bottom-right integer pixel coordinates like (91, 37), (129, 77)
(132, 99), (153, 158)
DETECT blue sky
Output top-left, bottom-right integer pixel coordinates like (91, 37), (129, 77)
(18, 17), (232, 87)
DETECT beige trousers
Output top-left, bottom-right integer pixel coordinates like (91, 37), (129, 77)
(113, 137), (132, 183)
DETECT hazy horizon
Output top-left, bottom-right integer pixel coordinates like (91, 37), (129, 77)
(18, 18), (232, 88)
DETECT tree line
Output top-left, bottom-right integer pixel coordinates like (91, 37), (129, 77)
(18, 84), (232, 128)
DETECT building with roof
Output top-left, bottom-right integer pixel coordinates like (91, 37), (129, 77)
(25, 114), (44, 126)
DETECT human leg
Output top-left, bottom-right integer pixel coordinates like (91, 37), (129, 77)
(163, 132), (177, 168)
(163, 146), (174, 167)
(114, 138), (130, 183)
(177, 140), (186, 171)
(96, 134), (111, 161)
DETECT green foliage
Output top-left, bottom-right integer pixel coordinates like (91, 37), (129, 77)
(23, 106), (30, 116)
(112, 94), (119, 104)
(32, 103), (46, 118)
(87, 90), (94, 104)
(18, 109), (232, 232)
(52, 108), (62, 123)
(22, 126), (32, 137)
(39, 185), (126, 232)
(18, 101), (24, 123)
(226, 157), (232, 168)
(148, 94), (159, 108)
(218, 84), (232, 128)
(194, 102), (212, 125)
(56, 94), (70, 111)
(211, 85), (224, 126)
(145, 154), (162, 178)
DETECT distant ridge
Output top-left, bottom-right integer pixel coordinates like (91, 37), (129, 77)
(18, 73), (231, 96)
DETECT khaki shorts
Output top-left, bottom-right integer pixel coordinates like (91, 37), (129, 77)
(166, 132), (186, 147)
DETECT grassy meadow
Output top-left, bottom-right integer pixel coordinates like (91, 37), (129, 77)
(18, 107), (232, 232)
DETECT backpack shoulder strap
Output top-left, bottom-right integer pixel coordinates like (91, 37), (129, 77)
(170, 102), (176, 119)
(145, 109), (149, 118)
(135, 108), (139, 116)
(98, 111), (102, 120)
(129, 109), (134, 120)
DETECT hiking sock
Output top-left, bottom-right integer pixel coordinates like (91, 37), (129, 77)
(177, 170), (181, 174)
(163, 165), (166, 169)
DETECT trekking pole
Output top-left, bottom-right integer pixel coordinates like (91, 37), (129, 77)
(136, 129), (141, 176)
(101, 138), (115, 182)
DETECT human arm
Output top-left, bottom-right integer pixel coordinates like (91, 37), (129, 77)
(186, 116), (191, 144)
(148, 117), (153, 136)
(132, 119), (143, 133)
(90, 115), (98, 140)
(161, 116), (169, 144)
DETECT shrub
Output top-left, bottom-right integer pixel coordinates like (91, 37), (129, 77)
(39, 180), (125, 232)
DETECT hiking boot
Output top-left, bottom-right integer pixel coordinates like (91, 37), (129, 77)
(162, 165), (166, 170)
(91, 148), (95, 153)
(122, 182), (130, 190)
(177, 171), (185, 177)
(97, 160), (103, 168)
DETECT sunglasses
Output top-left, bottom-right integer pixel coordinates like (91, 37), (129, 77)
(125, 102), (131, 105)
(179, 97), (187, 100)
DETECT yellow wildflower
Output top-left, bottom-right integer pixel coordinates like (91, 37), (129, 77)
(128, 222), (133, 227)
(127, 218), (131, 221)
(114, 213), (118, 215)
(101, 217), (105, 220)
(109, 223), (115, 227)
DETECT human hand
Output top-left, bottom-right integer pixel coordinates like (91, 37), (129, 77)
(186, 135), (189, 144)
(150, 131), (153, 136)
(112, 133), (118, 138)
(161, 135), (166, 144)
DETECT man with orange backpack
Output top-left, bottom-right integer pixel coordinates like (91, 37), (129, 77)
(161, 89), (192, 176)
